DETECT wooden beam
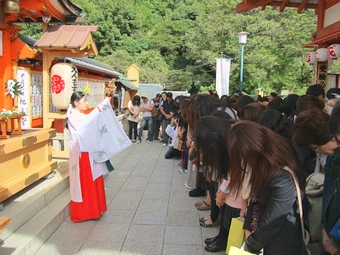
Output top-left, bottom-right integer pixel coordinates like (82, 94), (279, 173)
(314, 20), (340, 42)
(317, 0), (326, 30)
(326, 0), (340, 9)
(236, 0), (318, 13)
(236, 0), (273, 13)
(297, 0), (309, 13)
(23, 10), (38, 22)
(16, 15), (25, 22)
(280, 0), (289, 12)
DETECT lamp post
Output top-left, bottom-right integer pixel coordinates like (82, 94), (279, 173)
(238, 32), (249, 92)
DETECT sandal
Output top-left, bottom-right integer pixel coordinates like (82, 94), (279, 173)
(194, 201), (205, 207)
(196, 201), (211, 211)
(200, 219), (220, 227)
(199, 216), (209, 223)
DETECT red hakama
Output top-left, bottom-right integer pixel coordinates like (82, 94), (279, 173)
(70, 152), (107, 222)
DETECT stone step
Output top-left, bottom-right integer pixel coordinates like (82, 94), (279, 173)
(1, 189), (70, 255)
(0, 161), (70, 255)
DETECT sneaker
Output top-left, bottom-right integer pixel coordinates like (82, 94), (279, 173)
(146, 140), (150, 144)
(178, 168), (187, 174)
(162, 143), (167, 147)
(185, 183), (193, 189)
(136, 140), (141, 144)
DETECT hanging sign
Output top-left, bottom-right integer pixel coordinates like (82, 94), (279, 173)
(51, 63), (78, 109)
(327, 44), (340, 58)
(306, 52), (317, 64)
(316, 48), (328, 62)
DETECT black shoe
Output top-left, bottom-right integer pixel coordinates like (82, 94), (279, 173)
(199, 217), (206, 224)
(204, 241), (226, 252)
(189, 188), (205, 197)
(204, 236), (218, 245)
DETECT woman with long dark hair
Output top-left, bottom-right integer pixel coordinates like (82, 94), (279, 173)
(195, 116), (243, 252)
(228, 121), (308, 255)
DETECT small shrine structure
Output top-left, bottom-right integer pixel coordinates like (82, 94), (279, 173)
(236, 0), (340, 88)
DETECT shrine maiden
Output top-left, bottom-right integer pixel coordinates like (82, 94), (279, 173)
(65, 91), (131, 222)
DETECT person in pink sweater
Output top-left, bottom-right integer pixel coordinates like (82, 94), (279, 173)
(204, 176), (245, 252)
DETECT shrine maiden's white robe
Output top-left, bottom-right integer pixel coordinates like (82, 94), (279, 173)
(68, 97), (131, 202)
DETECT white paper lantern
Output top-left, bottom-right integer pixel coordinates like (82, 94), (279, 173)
(327, 44), (340, 58)
(316, 48), (328, 62)
(51, 63), (78, 109)
(306, 52), (317, 64)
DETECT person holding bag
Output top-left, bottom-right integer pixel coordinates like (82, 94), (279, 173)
(127, 95), (141, 142)
(227, 120), (308, 255)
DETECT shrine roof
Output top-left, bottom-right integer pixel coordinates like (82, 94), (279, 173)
(34, 25), (98, 56)
(19, 33), (138, 91)
(236, 0), (319, 13)
(4, 0), (85, 24)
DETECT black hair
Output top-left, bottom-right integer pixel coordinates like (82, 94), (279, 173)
(259, 109), (292, 138)
(65, 91), (86, 129)
(306, 84), (325, 98)
(326, 88), (340, 100)
(330, 101), (340, 136)
(195, 116), (233, 180)
(281, 94), (299, 119)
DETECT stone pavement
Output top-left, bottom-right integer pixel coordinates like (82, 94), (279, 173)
(34, 140), (225, 255)
(31, 140), (321, 255)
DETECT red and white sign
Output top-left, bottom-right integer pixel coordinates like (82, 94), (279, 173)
(306, 51), (317, 64)
(327, 44), (340, 58)
(50, 63), (78, 109)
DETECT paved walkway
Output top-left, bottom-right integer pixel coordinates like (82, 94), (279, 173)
(34, 141), (225, 255)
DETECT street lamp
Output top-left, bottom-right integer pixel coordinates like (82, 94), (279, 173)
(238, 32), (249, 92)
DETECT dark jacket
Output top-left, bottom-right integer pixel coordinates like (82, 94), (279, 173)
(244, 170), (307, 255)
(322, 146), (340, 249)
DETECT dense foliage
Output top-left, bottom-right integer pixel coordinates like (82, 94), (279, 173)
(22, 0), (320, 95)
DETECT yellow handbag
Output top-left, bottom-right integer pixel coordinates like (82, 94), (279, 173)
(228, 246), (256, 255)
(226, 217), (245, 254)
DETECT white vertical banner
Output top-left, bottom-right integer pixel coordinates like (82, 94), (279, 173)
(17, 68), (31, 128)
(216, 58), (232, 96)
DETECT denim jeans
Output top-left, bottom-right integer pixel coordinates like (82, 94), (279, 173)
(164, 146), (181, 159)
(138, 116), (153, 141)
(128, 120), (138, 140)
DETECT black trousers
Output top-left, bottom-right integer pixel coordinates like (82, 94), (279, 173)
(207, 180), (220, 223)
(128, 120), (138, 140)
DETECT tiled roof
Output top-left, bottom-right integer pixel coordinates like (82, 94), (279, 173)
(34, 25), (98, 56)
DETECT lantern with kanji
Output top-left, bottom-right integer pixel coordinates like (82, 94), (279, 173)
(316, 48), (328, 62)
(327, 44), (340, 59)
(50, 63), (78, 109)
(306, 51), (317, 64)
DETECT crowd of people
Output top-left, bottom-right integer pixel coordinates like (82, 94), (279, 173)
(68, 84), (340, 255)
(128, 85), (340, 255)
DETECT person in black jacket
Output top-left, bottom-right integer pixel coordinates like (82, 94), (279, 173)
(227, 120), (308, 255)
